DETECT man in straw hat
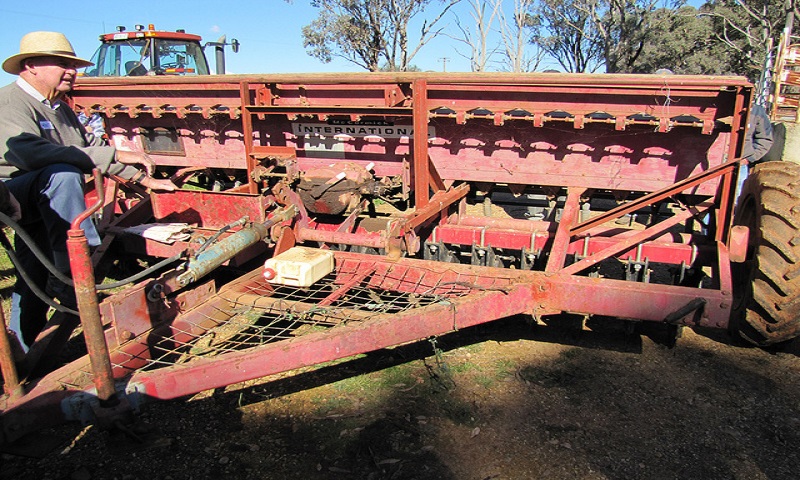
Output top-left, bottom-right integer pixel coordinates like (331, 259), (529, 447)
(0, 31), (176, 352)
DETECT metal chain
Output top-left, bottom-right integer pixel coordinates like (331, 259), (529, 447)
(425, 336), (455, 390)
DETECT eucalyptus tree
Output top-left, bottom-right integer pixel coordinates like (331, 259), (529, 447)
(302, 0), (461, 71)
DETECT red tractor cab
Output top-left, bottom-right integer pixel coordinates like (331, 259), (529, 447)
(82, 24), (238, 77)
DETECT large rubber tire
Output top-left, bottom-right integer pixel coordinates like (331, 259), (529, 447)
(731, 161), (800, 346)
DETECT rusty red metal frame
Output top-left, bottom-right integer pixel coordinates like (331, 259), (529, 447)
(70, 73), (750, 267)
(1, 248), (731, 443)
(0, 73), (753, 444)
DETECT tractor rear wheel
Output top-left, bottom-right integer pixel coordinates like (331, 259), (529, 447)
(731, 161), (800, 346)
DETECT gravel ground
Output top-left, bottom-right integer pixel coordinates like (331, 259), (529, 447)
(2, 315), (799, 480)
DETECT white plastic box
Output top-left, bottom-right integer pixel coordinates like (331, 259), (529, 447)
(262, 246), (335, 287)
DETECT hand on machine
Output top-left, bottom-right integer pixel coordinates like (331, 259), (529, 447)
(115, 150), (178, 191)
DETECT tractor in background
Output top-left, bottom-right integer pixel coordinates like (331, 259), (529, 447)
(82, 23), (239, 77)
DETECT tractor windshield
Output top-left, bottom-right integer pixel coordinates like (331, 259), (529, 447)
(83, 37), (210, 77)
(152, 39), (210, 75)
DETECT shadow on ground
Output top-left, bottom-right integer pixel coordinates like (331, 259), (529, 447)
(3, 315), (799, 479)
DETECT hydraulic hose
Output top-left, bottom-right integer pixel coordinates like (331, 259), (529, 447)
(93, 253), (184, 290)
(0, 211), (184, 295)
(0, 228), (78, 315)
(0, 211), (72, 286)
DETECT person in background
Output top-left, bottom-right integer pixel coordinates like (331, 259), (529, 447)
(696, 103), (773, 235)
(0, 31), (177, 352)
(736, 103), (775, 200)
(77, 111), (105, 140)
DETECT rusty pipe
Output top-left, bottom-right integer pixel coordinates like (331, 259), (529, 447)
(176, 204), (298, 287)
(75, 72), (750, 89)
(294, 227), (388, 250)
(71, 169), (105, 230)
(67, 169), (117, 404)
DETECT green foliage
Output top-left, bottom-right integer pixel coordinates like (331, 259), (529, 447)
(531, 0), (679, 73)
(528, 0), (796, 78)
(633, 6), (729, 75)
(535, 0), (604, 72)
(299, 0), (795, 78)
(699, 0), (794, 81)
(303, 0), (387, 71)
(303, 0), (460, 72)
(601, 0), (671, 73)
(1, 230), (14, 318)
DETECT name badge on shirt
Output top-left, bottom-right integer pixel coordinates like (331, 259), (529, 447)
(39, 120), (54, 130)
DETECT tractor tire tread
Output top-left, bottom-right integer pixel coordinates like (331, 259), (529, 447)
(733, 161), (800, 345)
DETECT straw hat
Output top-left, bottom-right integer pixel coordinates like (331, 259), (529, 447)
(2, 31), (93, 75)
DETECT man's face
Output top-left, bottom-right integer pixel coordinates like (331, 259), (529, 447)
(23, 56), (81, 99)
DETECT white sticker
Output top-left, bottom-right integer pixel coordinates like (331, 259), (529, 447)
(292, 122), (421, 139)
(39, 120), (54, 130)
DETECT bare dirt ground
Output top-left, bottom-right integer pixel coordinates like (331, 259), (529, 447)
(2, 315), (799, 480)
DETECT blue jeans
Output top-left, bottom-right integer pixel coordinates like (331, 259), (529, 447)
(4, 164), (100, 351)
(734, 161), (748, 205)
(700, 162), (749, 236)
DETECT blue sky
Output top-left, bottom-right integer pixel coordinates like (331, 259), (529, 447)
(1, 0), (707, 84)
(0, 0), (477, 84)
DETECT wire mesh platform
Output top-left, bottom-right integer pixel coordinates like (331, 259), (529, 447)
(142, 269), (474, 369)
(52, 252), (524, 393)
